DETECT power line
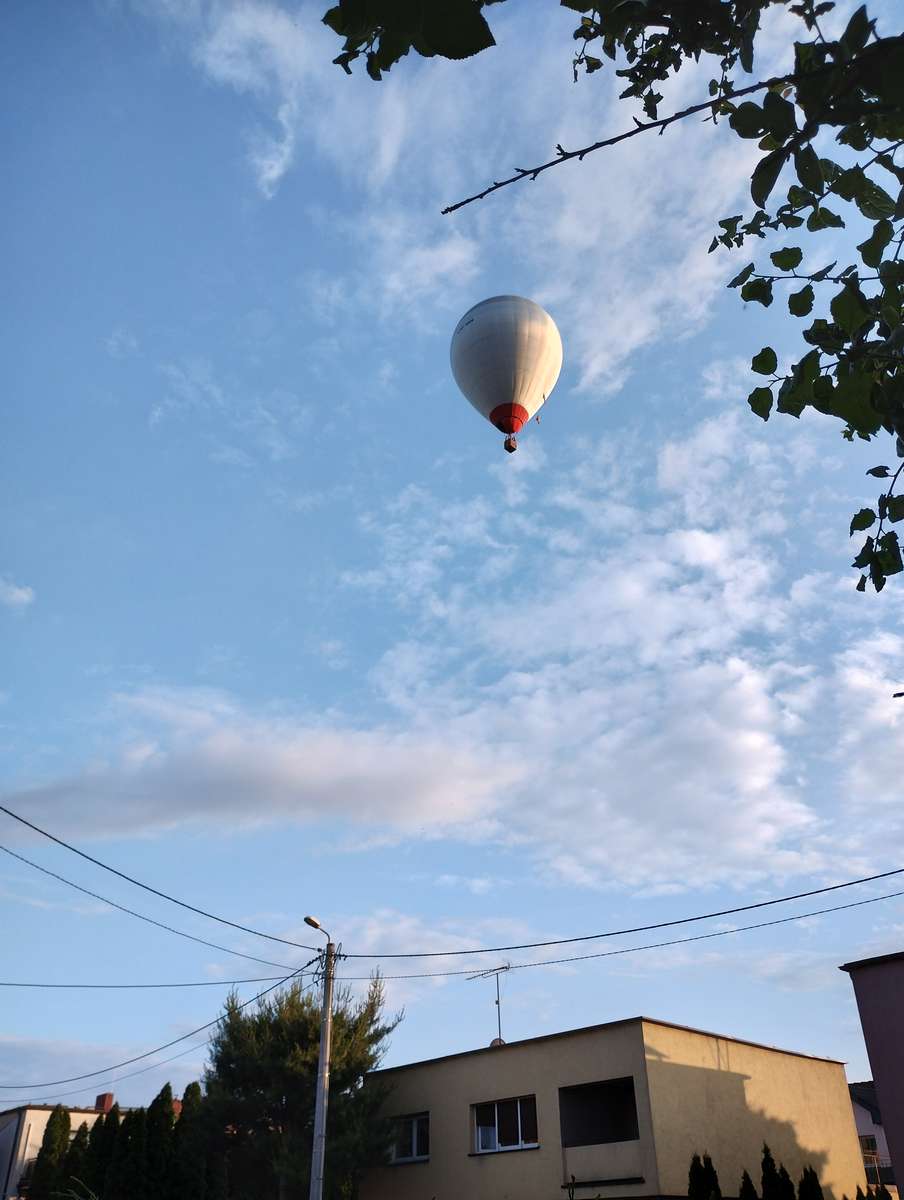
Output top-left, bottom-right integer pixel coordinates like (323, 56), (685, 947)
(0, 804), (317, 953)
(2, 976), (323, 1108)
(343, 865), (904, 959)
(0, 975), (286, 990)
(337, 887), (904, 980)
(0, 960), (319, 1089)
(0, 844), (297, 972)
(0, 1039), (215, 1110)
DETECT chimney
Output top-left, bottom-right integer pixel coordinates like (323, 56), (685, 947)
(95, 1093), (114, 1114)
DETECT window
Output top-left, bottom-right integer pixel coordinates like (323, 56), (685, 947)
(473, 1095), (538, 1152)
(391, 1113), (429, 1162)
(860, 1136), (878, 1156)
(559, 1077), (639, 1148)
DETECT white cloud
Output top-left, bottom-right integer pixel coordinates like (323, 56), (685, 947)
(4, 684), (523, 842)
(12, 388), (889, 893)
(0, 576), (35, 610)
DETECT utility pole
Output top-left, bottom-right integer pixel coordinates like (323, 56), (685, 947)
(305, 916), (335, 1200)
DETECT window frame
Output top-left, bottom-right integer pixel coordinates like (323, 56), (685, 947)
(390, 1111), (430, 1164)
(472, 1094), (539, 1154)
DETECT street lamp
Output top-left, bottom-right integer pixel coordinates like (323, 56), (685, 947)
(305, 916), (335, 1200)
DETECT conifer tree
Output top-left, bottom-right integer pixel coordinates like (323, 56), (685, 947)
(799, 1165), (825, 1200)
(106, 1109), (137, 1200)
(779, 1165), (797, 1200)
(170, 1082), (208, 1200)
(741, 1169), (759, 1200)
(762, 1146), (781, 1200)
(146, 1082), (175, 1192)
(703, 1154), (723, 1200)
(82, 1113), (106, 1198)
(96, 1104), (122, 1198)
(30, 1105), (71, 1200)
(60, 1123), (90, 1195)
(123, 1108), (148, 1200)
(690, 1154), (708, 1200)
(206, 977), (399, 1199)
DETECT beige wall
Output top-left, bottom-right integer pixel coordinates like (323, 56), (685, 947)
(0, 1108), (102, 1200)
(361, 1021), (658, 1200)
(642, 1022), (866, 1200)
(361, 1020), (867, 1200)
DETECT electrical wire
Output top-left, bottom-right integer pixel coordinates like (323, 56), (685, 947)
(0, 975), (286, 990)
(336, 887), (904, 980)
(0, 1040), (216, 1110)
(0, 804), (317, 952)
(1, 977), (323, 1109)
(0, 844), (297, 972)
(342, 865), (904, 959)
(0, 958), (319, 1089)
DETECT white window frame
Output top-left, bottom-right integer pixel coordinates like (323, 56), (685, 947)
(391, 1112), (430, 1163)
(473, 1095), (538, 1153)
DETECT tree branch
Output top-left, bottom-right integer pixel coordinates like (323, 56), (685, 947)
(442, 71), (798, 215)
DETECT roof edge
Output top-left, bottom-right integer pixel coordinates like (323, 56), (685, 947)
(372, 1015), (844, 1076)
(840, 949), (904, 972)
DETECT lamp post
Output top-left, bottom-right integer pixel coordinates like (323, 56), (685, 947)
(305, 916), (335, 1200)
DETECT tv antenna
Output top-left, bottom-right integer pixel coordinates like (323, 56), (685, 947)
(467, 962), (511, 1043)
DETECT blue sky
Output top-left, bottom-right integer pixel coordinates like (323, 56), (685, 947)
(3, 0), (904, 1109)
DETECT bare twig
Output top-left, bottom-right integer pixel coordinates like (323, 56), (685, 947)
(442, 71), (798, 215)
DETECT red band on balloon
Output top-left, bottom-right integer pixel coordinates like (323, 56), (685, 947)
(489, 404), (530, 434)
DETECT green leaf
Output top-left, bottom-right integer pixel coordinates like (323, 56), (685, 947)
(751, 150), (787, 209)
(830, 284), (871, 335)
(752, 346), (778, 375)
(776, 376), (807, 417)
(794, 146), (823, 193)
(887, 495), (904, 523)
(852, 535), (874, 568)
(322, 6), (345, 34)
(856, 573), (867, 591)
(807, 207), (844, 231)
(832, 371), (881, 435)
(850, 508), (877, 535)
(856, 178), (897, 221)
(741, 277), (774, 307)
(877, 531), (904, 575)
(771, 247), (803, 271)
(857, 219), (894, 268)
(748, 387), (773, 420)
(728, 262), (756, 288)
(841, 5), (871, 54)
(729, 102), (765, 139)
(866, 466), (891, 477)
(789, 284), (814, 317)
(422, 4), (495, 59)
(763, 91), (797, 140)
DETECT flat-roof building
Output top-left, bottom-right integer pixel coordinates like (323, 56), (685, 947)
(0, 1094), (116, 1200)
(841, 950), (904, 1193)
(361, 1016), (866, 1200)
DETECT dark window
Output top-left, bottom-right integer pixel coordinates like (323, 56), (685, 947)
(391, 1113), (430, 1162)
(559, 1077), (639, 1148)
(473, 1096), (539, 1152)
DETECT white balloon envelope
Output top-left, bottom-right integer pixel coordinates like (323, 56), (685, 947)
(450, 295), (563, 452)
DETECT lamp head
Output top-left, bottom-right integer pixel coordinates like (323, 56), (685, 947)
(304, 916), (321, 930)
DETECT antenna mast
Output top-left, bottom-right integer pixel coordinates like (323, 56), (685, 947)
(467, 962), (511, 1042)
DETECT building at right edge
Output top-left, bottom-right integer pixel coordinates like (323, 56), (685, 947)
(841, 951), (904, 1196)
(361, 1016), (866, 1200)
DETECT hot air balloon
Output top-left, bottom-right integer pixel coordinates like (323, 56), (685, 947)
(450, 295), (563, 453)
